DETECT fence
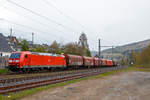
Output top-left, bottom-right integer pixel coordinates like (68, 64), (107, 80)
(0, 56), (9, 69)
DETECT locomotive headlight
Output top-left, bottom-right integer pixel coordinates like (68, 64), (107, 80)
(9, 60), (12, 62)
(15, 60), (19, 63)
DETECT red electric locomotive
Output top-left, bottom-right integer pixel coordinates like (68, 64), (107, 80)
(8, 51), (66, 72)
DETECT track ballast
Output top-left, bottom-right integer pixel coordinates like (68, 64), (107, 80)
(0, 66), (127, 94)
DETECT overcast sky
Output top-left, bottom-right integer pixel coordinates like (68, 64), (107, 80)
(0, 0), (150, 51)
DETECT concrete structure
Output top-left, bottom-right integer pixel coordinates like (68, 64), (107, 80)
(78, 32), (89, 48)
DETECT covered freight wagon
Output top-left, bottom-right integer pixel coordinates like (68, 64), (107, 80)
(93, 57), (99, 67)
(63, 54), (83, 67)
(83, 56), (94, 67)
(106, 60), (113, 66)
(101, 59), (107, 66)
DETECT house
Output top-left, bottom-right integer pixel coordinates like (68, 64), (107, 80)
(7, 35), (21, 51)
(0, 33), (13, 57)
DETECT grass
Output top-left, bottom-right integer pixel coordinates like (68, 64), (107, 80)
(0, 66), (150, 100)
(0, 68), (10, 74)
(128, 65), (150, 72)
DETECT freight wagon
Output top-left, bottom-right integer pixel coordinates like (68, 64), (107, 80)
(63, 54), (83, 67)
(83, 56), (94, 68)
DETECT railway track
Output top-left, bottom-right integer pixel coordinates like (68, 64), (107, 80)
(0, 69), (96, 84)
(0, 66), (127, 94)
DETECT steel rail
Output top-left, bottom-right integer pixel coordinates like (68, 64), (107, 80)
(0, 69), (91, 84)
(0, 66), (127, 94)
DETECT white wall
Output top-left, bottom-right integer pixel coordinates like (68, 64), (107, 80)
(0, 52), (11, 57)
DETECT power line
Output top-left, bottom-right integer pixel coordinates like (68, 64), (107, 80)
(3, 0), (104, 51)
(0, 27), (33, 40)
(6, 0), (99, 48)
(1, 6), (73, 38)
(9, 28), (52, 43)
(41, 0), (99, 37)
(42, 0), (100, 40)
(42, 0), (85, 29)
(0, 6), (73, 41)
(1, 18), (71, 42)
(6, 0), (77, 32)
(1, 25), (69, 44)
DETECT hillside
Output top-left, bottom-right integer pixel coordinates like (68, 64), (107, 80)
(91, 39), (150, 60)
(102, 39), (150, 54)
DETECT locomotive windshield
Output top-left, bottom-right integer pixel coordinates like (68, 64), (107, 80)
(10, 53), (21, 58)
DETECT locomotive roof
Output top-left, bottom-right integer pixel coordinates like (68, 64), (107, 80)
(31, 52), (63, 57)
(11, 51), (63, 57)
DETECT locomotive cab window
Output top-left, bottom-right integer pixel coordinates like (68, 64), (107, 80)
(25, 54), (28, 58)
(10, 53), (21, 58)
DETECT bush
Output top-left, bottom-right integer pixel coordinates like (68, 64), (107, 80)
(132, 45), (150, 67)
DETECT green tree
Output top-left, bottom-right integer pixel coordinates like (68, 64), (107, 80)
(131, 51), (137, 64)
(20, 40), (29, 51)
(62, 43), (79, 55)
(30, 47), (46, 52)
(48, 40), (61, 54)
(121, 56), (128, 65)
(132, 45), (150, 67)
(86, 48), (91, 57)
(62, 42), (91, 56)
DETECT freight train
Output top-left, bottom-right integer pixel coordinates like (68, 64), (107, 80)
(8, 51), (117, 72)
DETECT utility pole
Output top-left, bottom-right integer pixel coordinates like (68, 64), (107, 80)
(10, 28), (12, 37)
(98, 38), (115, 60)
(112, 46), (114, 60)
(98, 38), (101, 58)
(99, 45), (115, 60)
(32, 32), (34, 45)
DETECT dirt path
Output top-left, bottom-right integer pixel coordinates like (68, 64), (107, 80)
(21, 72), (150, 100)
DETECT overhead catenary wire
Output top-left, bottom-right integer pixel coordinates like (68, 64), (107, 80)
(42, 0), (102, 45)
(3, 0), (112, 51)
(0, 6), (73, 39)
(42, 0), (85, 29)
(6, 0), (78, 33)
(0, 27), (50, 43)
(5, 0), (98, 43)
(41, 0), (98, 36)
(0, 5), (74, 42)
(1, 18), (71, 42)
(1, 21), (57, 42)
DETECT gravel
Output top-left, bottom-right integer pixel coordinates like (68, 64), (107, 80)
(21, 71), (150, 100)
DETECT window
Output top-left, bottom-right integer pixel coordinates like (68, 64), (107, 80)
(25, 54), (28, 58)
(10, 53), (21, 58)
